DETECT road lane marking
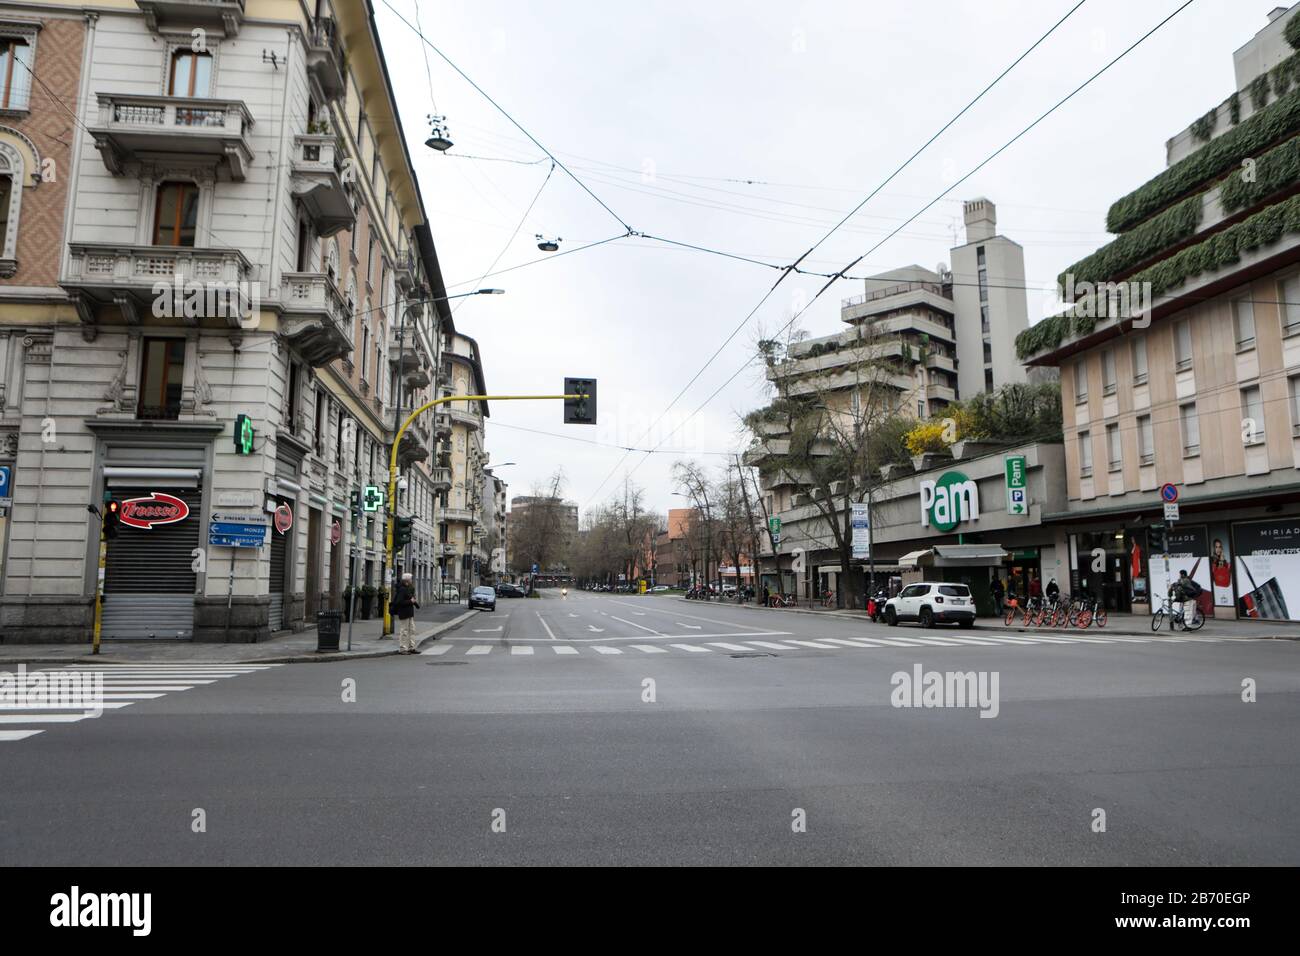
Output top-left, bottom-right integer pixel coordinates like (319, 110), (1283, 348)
(820, 638), (881, 648)
(592, 646), (622, 654)
(676, 623), (703, 630)
(510, 646), (534, 655)
(630, 644), (668, 653)
(670, 644), (711, 653)
(933, 637), (1008, 646)
(784, 640), (838, 649)
(587, 625), (605, 632)
(536, 613), (559, 640)
(609, 615), (662, 634)
(420, 644), (453, 655)
(897, 637), (965, 646)
(746, 641), (792, 650)
(473, 627), (503, 633)
(466, 645), (492, 655)
(552, 646), (579, 655)
(0, 714), (94, 724)
(609, 599), (754, 629)
(0, 730), (43, 741)
(707, 642), (753, 651)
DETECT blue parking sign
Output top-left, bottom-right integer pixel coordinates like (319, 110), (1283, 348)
(0, 465), (10, 499)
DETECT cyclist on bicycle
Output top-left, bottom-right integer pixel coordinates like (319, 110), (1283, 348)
(1045, 578), (1060, 601)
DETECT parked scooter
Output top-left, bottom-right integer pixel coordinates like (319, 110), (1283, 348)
(867, 588), (890, 623)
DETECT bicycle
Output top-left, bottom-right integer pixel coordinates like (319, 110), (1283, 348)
(1151, 593), (1204, 632)
(820, 590), (836, 608)
(769, 593), (795, 608)
(1003, 595), (1042, 626)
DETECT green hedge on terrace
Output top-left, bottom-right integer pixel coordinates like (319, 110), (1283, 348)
(1058, 194), (1202, 290)
(1023, 192), (1300, 360)
(1106, 81), (1300, 234)
(1220, 131), (1300, 213)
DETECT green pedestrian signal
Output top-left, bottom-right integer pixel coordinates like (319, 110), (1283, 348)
(234, 414), (255, 455)
(394, 516), (414, 549)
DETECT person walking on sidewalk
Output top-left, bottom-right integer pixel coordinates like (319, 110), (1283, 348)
(990, 577), (1005, 617)
(392, 573), (420, 654)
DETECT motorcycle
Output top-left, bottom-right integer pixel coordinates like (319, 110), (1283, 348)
(867, 589), (890, 623)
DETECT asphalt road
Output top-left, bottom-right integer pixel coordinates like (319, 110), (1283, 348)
(2, 589), (1297, 865)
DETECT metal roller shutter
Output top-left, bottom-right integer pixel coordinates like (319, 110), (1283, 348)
(268, 500), (288, 631)
(103, 486), (200, 640)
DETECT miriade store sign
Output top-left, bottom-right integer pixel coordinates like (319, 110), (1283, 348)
(920, 471), (980, 533)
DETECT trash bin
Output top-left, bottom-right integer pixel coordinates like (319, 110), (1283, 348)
(316, 609), (342, 652)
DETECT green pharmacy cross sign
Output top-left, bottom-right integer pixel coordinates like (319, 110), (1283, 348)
(233, 414), (254, 455)
(362, 485), (385, 513)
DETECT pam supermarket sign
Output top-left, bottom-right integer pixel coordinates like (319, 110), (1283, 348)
(920, 471), (980, 533)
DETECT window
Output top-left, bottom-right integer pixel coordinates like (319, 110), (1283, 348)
(1132, 336), (1148, 385)
(1078, 430), (1092, 478)
(984, 368), (993, 393)
(1180, 402), (1200, 457)
(313, 389), (325, 457)
(980, 304), (989, 333)
(1233, 296), (1256, 351)
(1241, 385), (1264, 443)
(137, 338), (185, 420)
(917, 399), (924, 417)
(360, 324), (369, 381)
(1174, 320), (1193, 372)
(335, 406), (345, 465)
(1106, 424), (1121, 471)
(286, 362), (300, 434)
(1102, 349), (1117, 396)
(1281, 275), (1300, 337)
(0, 37), (33, 111)
(153, 181), (199, 246)
(1138, 415), (1154, 465)
(168, 50), (212, 98)
(1074, 361), (1088, 405)
(982, 341), (992, 364)
(1291, 376), (1300, 437)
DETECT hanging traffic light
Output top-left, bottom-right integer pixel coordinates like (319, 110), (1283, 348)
(394, 515), (414, 549)
(233, 414), (255, 455)
(564, 377), (596, 425)
(104, 499), (120, 540)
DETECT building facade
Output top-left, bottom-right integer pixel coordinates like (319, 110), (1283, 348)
(0, 0), (487, 642)
(436, 328), (487, 591)
(1019, 4), (1300, 622)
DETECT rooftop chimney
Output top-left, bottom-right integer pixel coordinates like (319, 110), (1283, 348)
(963, 197), (997, 243)
(1267, 7), (1288, 23)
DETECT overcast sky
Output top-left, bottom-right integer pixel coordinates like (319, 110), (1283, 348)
(374, 0), (1265, 521)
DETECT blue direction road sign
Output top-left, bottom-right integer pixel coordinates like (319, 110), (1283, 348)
(1160, 482), (1179, 503)
(209, 512), (268, 548)
(0, 465), (10, 500)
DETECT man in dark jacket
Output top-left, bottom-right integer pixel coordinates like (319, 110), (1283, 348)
(990, 577), (1005, 617)
(392, 573), (419, 654)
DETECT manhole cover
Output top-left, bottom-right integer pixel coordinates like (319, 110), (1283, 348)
(730, 652), (778, 658)
(426, 660), (468, 666)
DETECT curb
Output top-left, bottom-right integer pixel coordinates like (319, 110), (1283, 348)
(0, 610), (481, 666)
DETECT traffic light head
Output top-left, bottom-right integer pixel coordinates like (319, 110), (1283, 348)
(104, 499), (121, 540)
(564, 377), (596, 425)
(394, 516), (414, 549)
(1148, 524), (1166, 554)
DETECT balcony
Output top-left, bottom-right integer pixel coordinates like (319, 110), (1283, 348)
(290, 134), (354, 237)
(89, 93), (254, 180)
(136, 0), (245, 36)
(306, 17), (347, 100)
(446, 406), (481, 431)
(63, 242), (254, 331)
(432, 414), (452, 439)
(277, 272), (352, 367)
(397, 428), (430, 468)
(439, 507), (474, 524)
(393, 252), (417, 295)
(404, 366), (431, 390)
(430, 467), (452, 492)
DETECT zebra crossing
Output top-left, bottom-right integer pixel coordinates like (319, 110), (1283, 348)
(0, 663), (280, 743)
(422, 632), (1224, 659)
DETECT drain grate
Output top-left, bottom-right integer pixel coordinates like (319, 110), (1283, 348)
(730, 652), (778, 658)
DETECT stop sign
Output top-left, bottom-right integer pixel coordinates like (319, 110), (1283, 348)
(274, 503), (293, 535)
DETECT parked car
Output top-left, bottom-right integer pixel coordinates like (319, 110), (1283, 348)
(648, 585), (670, 592)
(883, 583), (975, 628)
(469, 586), (497, 611)
(496, 583), (526, 598)
(440, 584), (461, 602)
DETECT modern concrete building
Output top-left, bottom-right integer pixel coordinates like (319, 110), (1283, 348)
(1019, 4), (1300, 622)
(0, 0), (483, 642)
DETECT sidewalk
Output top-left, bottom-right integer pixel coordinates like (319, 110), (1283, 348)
(0, 602), (479, 665)
(713, 599), (1300, 640)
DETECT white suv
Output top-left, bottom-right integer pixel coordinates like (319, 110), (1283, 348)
(884, 582), (976, 628)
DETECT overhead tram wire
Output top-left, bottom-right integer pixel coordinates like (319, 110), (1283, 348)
(621, 0), (1200, 487)
(581, 0), (1092, 509)
(378, 0), (633, 235)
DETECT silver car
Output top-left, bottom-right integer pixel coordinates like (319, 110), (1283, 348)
(468, 586), (496, 611)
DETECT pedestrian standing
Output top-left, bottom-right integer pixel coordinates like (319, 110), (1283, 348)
(990, 577), (1005, 617)
(392, 573), (420, 654)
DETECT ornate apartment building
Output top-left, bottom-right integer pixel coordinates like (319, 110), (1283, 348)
(0, 0), (487, 642)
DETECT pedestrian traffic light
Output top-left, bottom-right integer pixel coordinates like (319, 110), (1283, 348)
(234, 414), (254, 455)
(104, 499), (120, 540)
(564, 377), (596, 425)
(1149, 524), (1166, 554)
(394, 516), (414, 549)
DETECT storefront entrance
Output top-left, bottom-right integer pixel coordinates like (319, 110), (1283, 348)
(102, 485), (201, 639)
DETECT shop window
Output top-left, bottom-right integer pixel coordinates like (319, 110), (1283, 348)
(1240, 385), (1264, 444)
(1233, 296), (1256, 351)
(1078, 430), (1092, 478)
(0, 36), (33, 111)
(1174, 320), (1193, 372)
(1180, 402), (1200, 457)
(1138, 415), (1154, 466)
(137, 338), (185, 420)
(153, 182), (199, 247)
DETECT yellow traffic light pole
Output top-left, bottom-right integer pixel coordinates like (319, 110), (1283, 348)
(382, 391), (586, 635)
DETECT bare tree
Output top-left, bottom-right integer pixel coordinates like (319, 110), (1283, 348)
(509, 470), (570, 576)
(673, 460), (718, 590)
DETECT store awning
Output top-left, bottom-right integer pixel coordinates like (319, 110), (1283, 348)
(898, 549), (931, 567)
(931, 544), (1008, 566)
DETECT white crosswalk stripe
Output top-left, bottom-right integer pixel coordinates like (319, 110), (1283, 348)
(510, 646), (534, 655)
(592, 646), (622, 655)
(707, 642), (755, 651)
(552, 646), (580, 655)
(630, 644), (668, 654)
(784, 640), (838, 649)
(420, 644), (453, 655)
(747, 641), (796, 650)
(0, 664), (280, 743)
(670, 644), (711, 653)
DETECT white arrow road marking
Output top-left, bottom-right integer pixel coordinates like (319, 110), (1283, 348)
(587, 625), (605, 633)
(609, 615), (662, 635)
(473, 626), (503, 633)
(676, 623), (703, 630)
(536, 613), (559, 640)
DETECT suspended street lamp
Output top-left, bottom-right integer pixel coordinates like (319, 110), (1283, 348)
(536, 234), (561, 252)
(425, 114), (453, 152)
